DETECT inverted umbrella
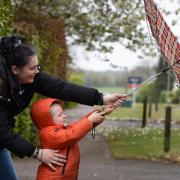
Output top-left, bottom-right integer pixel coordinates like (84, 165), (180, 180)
(93, 0), (180, 138)
(128, 0), (180, 95)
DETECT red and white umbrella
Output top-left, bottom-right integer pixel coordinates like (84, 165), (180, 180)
(144, 0), (180, 84)
(128, 0), (180, 95)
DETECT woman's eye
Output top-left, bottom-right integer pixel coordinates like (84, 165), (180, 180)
(30, 66), (37, 70)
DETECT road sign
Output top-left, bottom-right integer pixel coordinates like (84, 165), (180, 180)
(128, 77), (142, 88)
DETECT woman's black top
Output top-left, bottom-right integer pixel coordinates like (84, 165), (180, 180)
(0, 54), (102, 158)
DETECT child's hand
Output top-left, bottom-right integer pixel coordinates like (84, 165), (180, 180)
(88, 110), (105, 124)
(101, 105), (116, 116)
(88, 105), (115, 126)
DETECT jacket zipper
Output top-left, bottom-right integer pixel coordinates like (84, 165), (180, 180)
(61, 147), (70, 175)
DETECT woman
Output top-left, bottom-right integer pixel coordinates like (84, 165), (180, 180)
(0, 36), (126, 180)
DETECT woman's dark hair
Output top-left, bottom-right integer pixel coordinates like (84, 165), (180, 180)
(0, 36), (36, 68)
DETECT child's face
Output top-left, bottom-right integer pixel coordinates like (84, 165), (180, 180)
(51, 104), (67, 125)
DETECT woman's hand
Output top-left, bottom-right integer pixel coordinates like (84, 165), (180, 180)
(103, 94), (127, 107)
(38, 149), (66, 171)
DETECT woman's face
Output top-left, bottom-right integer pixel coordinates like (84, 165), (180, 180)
(11, 55), (39, 84)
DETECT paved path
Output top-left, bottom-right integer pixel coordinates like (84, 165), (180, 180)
(14, 105), (180, 180)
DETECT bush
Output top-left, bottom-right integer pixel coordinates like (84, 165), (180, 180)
(172, 89), (180, 104)
(14, 107), (39, 147)
(159, 89), (180, 104)
(14, 94), (44, 147)
(159, 91), (166, 103)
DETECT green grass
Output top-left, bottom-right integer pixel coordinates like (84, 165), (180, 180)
(108, 103), (180, 122)
(96, 86), (180, 161)
(101, 128), (180, 161)
(95, 86), (180, 122)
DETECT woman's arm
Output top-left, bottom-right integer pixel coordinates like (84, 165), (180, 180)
(0, 76), (67, 172)
(34, 72), (103, 106)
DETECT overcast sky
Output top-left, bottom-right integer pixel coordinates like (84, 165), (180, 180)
(69, 0), (180, 71)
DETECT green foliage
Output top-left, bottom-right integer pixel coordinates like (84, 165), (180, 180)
(15, 0), (149, 55)
(101, 127), (180, 161)
(14, 94), (45, 146)
(0, 0), (13, 35)
(34, 34), (64, 77)
(13, 0), (180, 65)
(159, 89), (180, 104)
(152, 89), (180, 104)
(154, 56), (174, 103)
(159, 91), (167, 103)
(13, 8), (68, 79)
(17, 0), (179, 59)
(14, 107), (39, 146)
(173, 89), (180, 103)
(169, 89), (180, 104)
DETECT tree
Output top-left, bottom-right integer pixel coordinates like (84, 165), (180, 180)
(13, 0), (147, 54)
(13, 9), (68, 79)
(12, 0), (180, 63)
(154, 56), (174, 98)
(153, 56), (174, 110)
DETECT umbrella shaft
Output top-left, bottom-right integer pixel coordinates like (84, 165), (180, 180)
(127, 72), (162, 96)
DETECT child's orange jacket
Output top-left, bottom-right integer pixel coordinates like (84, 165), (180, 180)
(31, 98), (93, 180)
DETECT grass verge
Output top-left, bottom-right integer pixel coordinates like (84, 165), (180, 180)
(100, 127), (180, 162)
(108, 103), (180, 122)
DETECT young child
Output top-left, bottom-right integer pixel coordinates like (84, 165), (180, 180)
(30, 98), (114, 180)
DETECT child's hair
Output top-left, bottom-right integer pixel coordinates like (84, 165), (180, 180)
(49, 102), (62, 118)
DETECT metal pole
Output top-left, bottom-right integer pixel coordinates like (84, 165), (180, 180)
(127, 72), (162, 96)
(127, 65), (172, 96)
(142, 96), (147, 128)
(167, 71), (171, 91)
(164, 106), (172, 152)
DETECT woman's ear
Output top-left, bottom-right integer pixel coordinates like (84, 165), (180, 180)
(11, 66), (19, 75)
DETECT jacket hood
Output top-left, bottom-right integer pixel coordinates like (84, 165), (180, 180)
(30, 98), (62, 129)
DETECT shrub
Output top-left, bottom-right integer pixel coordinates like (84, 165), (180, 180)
(14, 106), (39, 146)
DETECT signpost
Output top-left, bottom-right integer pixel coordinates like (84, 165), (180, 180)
(128, 77), (142, 105)
(128, 77), (142, 88)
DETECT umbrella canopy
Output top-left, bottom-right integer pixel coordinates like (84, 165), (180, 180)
(144, 0), (180, 85)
